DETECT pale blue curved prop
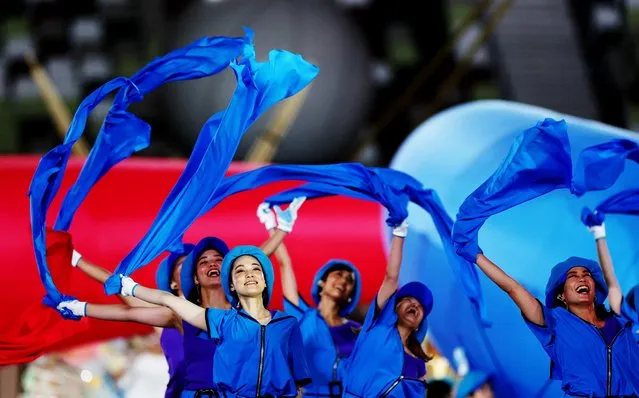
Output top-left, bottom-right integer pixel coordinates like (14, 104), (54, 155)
(390, 100), (639, 398)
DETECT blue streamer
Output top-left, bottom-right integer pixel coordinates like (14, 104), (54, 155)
(30, 29), (255, 313)
(452, 118), (639, 286)
(581, 189), (639, 227)
(104, 47), (319, 294)
(265, 168), (488, 325)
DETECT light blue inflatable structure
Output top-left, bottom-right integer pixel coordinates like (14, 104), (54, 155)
(390, 100), (639, 397)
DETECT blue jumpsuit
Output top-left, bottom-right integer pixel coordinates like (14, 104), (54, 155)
(342, 283), (432, 398)
(526, 257), (639, 396)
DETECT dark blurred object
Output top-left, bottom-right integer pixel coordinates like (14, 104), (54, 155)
(165, 0), (373, 163)
(568, 0), (634, 127)
(427, 379), (453, 398)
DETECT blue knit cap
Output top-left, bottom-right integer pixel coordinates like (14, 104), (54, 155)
(311, 259), (362, 316)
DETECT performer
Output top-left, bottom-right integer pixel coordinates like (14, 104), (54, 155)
(342, 220), (433, 397)
(465, 219), (639, 396)
(455, 371), (493, 398)
(59, 202), (296, 397)
(68, 245), (193, 398)
(256, 203), (361, 398)
(112, 199), (310, 397)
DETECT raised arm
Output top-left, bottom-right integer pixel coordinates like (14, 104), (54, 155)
(475, 253), (544, 326)
(589, 223), (622, 315)
(120, 276), (207, 331)
(73, 252), (156, 308)
(377, 221), (407, 309)
(257, 199), (305, 305)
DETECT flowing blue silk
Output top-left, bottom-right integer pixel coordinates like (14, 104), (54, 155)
(55, 30), (253, 230)
(29, 29), (254, 312)
(581, 189), (639, 227)
(104, 49), (319, 294)
(452, 119), (639, 265)
(266, 168), (487, 324)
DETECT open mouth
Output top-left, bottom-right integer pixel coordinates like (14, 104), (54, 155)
(576, 285), (590, 294)
(244, 280), (257, 286)
(334, 285), (345, 292)
(406, 307), (418, 316)
(207, 269), (220, 278)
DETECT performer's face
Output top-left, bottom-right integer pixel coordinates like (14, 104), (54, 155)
(319, 268), (355, 304)
(195, 249), (223, 288)
(169, 255), (187, 292)
(559, 266), (596, 306)
(470, 382), (494, 398)
(395, 296), (424, 330)
(230, 255), (266, 299)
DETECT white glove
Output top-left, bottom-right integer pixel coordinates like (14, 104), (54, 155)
(120, 275), (139, 297)
(274, 197), (306, 233)
(71, 250), (83, 267)
(57, 300), (87, 317)
(589, 223), (606, 240)
(392, 219), (408, 238)
(257, 203), (277, 230)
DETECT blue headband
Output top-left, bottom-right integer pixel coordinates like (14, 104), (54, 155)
(397, 281), (433, 342)
(544, 256), (608, 308)
(155, 243), (195, 293)
(221, 245), (274, 307)
(311, 259), (362, 316)
(180, 236), (229, 300)
(455, 371), (491, 398)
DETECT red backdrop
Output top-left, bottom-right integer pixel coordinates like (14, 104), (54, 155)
(0, 156), (387, 362)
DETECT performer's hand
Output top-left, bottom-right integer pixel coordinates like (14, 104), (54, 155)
(71, 250), (83, 267)
(120, 275), (139, 297)
(274, 197), (306, 233)
(392, 219), (408, 238)
(588, 223), (606, 241)
(257, 203), (277, 231)
(57, 300), (87, 317)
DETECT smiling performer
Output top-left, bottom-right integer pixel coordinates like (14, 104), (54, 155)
(110, 198), (311, 397)
(58, 211), (294, 398)
(463, 219), (639, 396)
(342, 220), (433, 398)
(257, 202), (361, 398)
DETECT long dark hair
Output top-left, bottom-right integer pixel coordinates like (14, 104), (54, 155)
(406, 333), (431, 362)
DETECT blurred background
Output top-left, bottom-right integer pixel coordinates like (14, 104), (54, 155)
(1, 0), (638, 396)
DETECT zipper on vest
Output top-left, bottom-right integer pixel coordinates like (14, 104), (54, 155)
(256, 325), (266, 397)
(332, 356), (340, 381)
(605, 327), (624, 396)
(380, 376), (403, 397)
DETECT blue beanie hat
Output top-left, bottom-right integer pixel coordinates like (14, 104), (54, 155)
(221, 245), (275, 307)
(544, 256), (608, 308)
(311, 259), (362, 316)
(397, 281), (433, 342)
(156, 243), (195, 293)
(180, 236), (230, 300)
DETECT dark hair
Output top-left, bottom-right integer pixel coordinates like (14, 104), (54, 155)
(426, 380), (452, 398)
(406, 333), (431, 362)
(317, 264), (356, 308)
(228, 256), (269, 308)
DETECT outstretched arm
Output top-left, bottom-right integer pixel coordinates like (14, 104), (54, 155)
(74, 253), (156, 308)
(476, 253), (544, 326)
(57, 301), (179, 329)
(589, 224), (622, 315)
(121, 277), (207, 331)
(377, 221), (407, 309)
